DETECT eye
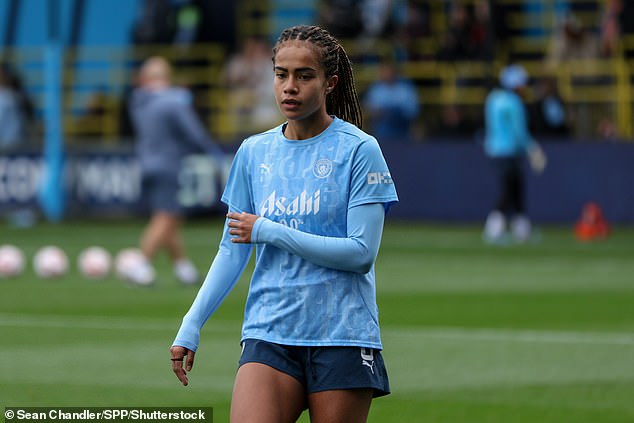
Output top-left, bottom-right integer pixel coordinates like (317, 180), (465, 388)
(275, 72), (287, 79)
(298, 74), (314, 80)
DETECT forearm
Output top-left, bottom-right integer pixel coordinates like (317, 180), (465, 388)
(173, 220), (252, 351)
(176, 105), (216, 152)
(251, 203), (385, 274)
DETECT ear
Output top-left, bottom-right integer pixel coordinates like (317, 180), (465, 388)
(326, 75), (339, 94)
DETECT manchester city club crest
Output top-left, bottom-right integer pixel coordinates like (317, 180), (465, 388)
(312, 158), (333, 178)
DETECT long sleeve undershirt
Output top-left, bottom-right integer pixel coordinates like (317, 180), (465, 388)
(251, 202), (385, 274)
(172, 202), (386, 351)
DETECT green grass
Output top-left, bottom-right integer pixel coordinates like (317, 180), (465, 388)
(1, 218), (634, 422)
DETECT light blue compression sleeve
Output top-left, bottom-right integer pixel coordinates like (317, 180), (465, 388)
(172, 217), (253, 352)
(251, 202), (385, 274)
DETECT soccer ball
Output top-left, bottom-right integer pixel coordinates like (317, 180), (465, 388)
(114, 248), (155, 286)
(0, 244), (25, 278)
(78, 246), (112, 280)
(33, 246), (69, 279)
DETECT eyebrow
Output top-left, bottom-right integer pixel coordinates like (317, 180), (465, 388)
(274, 66), (317, 73)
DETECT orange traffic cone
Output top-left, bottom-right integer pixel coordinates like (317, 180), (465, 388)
(575, 202), (610, 241)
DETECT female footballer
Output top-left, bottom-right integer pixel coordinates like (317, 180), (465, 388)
(170, 25), (398, 423)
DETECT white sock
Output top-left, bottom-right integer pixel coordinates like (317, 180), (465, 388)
(484, 210), (506, 242)
(129, 260), (155, 286)
(511, 215), (532, 242)
(174, 259), (199, 285)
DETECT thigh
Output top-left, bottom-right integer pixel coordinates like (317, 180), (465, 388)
(308, 388), (374, 423)
(143, 173), (182, 215)
(230, 362), (306, 423)
(150, 212), (182, 232)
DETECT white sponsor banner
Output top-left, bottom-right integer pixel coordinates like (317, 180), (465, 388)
(0, 153), (231, 213)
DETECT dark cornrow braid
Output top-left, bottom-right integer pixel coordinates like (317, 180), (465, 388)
(272, 25), (363, 128)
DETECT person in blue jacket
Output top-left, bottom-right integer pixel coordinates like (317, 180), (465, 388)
(483, 64), (547, 243)
(170, 25), (398, 423)
(129, 56), (224, 285)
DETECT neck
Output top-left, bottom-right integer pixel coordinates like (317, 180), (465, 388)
(284, 112), (333, 140)
(143, 80), (170, 91)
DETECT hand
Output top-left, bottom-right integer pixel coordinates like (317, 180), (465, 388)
(170, 345), (195, 386)
(528, 145), (547, 174)
(227, 212), (259, 243)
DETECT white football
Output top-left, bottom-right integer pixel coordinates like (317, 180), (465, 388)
(114, 248), (155, 286)
(78, 246), (112, 279)
(0, 244), (26, 278)
(33, 246), (69, 278)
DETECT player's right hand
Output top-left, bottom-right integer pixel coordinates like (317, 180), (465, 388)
(170, 345), (195, 386)
(227, 211), (259, 243)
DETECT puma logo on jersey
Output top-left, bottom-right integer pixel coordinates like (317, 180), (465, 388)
(259, 190), (320, 217)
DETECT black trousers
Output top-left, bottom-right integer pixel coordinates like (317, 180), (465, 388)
(491, 157), (525, 216)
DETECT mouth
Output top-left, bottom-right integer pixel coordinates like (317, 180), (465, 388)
(281, 99), (301, 107)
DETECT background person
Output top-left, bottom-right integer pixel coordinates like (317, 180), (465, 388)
(170, 25), (398, 423)
(529, 75), (571, 138)
(363, 58), (420, 142)
(128, 56), (223, 285)
(483, 64), (547, 244)
(0, 65), (29, 149)
(222, 36), (280, 136)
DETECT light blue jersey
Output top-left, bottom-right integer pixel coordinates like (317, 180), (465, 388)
(222, 117), (398, 349)
(484, 88), (535, 158)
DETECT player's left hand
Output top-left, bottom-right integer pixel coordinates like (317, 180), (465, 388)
(227, 212), (259, 243)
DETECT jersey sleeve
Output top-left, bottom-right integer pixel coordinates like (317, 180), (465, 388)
(251, 202), (385, 273)
(349, 138), (399, 212)
(221, 143), (254, 213)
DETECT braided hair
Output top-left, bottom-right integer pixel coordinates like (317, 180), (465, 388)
(272, 25), (363, 128)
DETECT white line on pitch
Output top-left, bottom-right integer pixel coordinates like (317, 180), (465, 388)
(2, 313), (633, 346)
(383, 327), (634, 346)
(0, 313), (237, 334)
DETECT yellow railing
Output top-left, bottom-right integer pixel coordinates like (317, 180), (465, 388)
(3, 39), (634, 142)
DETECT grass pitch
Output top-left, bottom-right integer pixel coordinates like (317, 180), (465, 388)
(1, 218), (634, 422)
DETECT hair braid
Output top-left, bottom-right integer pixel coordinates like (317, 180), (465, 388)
(272, 25), (363, 128)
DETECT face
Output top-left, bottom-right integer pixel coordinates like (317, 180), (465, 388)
(273, 42), (338, 122)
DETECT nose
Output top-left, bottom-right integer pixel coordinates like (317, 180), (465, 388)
(284, 76), (298, 94)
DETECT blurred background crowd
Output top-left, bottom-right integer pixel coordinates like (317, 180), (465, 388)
(1, 0), (634, 150)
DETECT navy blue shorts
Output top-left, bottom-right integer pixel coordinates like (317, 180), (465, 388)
(238, 339), (390, 398)
(141, 173), (182, 215)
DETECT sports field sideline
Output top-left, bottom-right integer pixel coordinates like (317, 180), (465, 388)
(1, 218), (633, 422)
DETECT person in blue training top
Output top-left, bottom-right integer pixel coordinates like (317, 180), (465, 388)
(483, 64), (547, 243)
(363, 59), (420, 142)
(129, 56), (224, 285)
(170, 25), (398, 423)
